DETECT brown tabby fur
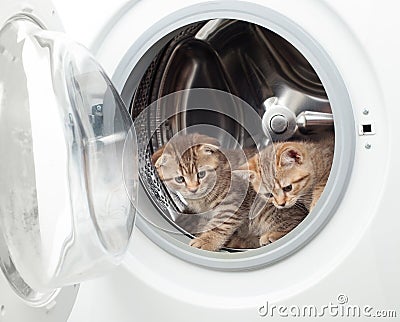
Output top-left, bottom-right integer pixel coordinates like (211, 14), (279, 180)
(152, 134), (330, 249)
(152, 133), (254, 251)
(246, 136), (334, 212)
(234, 136), (334, 245)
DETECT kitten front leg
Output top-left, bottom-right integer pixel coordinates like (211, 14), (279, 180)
(259, 231), (287, 246)
(190, 231), (227, 251)
(189, 210), (244, 251)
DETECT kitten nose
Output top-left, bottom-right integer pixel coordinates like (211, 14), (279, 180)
(188, 187), (198, 193)
(278, 202), (286, 207)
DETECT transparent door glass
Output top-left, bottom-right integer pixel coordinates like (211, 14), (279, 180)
(0, 17), (137, 304)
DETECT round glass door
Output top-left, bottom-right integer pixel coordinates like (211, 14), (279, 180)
(0, 17), (138, 305)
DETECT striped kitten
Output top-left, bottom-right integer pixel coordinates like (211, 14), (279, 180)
(247, 137), (334, 212)
(237, 137), (333, 245)
(152, 133), (254, 251)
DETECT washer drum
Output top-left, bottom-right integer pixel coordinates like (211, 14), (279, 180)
(128, 19), (335, 252)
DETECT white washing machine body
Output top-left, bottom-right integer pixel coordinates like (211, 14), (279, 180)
(1, 0), (400, 321)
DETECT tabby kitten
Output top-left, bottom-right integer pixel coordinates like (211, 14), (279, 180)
(152, 133), (253, 251)
(246, 137), (334, 212)
(224, 180), (308, 247)
(232, 138), (334, 246)
(248, 201), (308, 245)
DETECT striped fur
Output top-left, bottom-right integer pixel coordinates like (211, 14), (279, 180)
(152, 133), (255, 251)
(247, 137), (334, 212)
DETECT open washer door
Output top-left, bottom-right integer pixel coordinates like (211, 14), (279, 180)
(0, 11), (138, 320)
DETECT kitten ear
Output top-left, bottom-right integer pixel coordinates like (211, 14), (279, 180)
(194, 133), (221, 148)
(151, 146), (169, 168)
(278, 145), (304, 167)
(194, 134), (220, 154)
(247, 154), (260, 182)
(237, 154), (259, 182)
(199, 143), (219, 155)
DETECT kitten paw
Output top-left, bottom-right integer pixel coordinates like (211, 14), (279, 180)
(259, 234), (272, 246)
(189, 236), (220, 251)
(259, 231), (286, 246)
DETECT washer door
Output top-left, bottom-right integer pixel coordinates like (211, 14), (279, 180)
(0, 16), (138, 305)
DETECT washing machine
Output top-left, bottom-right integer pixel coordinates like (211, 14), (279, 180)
(1, 0), (399, 321)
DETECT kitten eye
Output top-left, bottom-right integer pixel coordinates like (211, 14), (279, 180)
(264, 192), (273, 198)
(283, 184), (292, 192)
(175, 176), (185, 183)
(197, 170), (206, 179)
